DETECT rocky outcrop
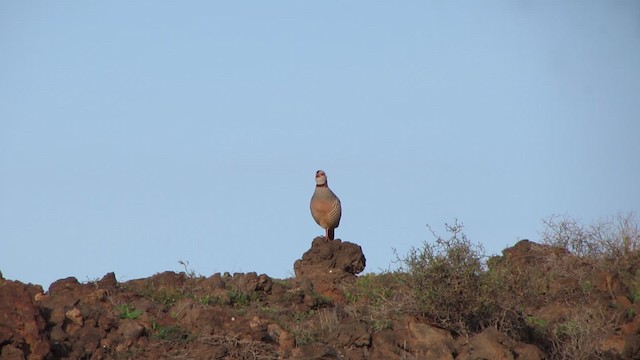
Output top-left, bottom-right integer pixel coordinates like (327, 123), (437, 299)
(4, 237), (640, 359)
(0, 274), (49, 360)
(294, 237), (366, 301)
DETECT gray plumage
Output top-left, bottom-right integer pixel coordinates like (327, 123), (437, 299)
(310, 170), (342, 240)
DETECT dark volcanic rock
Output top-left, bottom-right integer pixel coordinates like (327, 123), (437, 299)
(3, 235), (638, 359)
(0, 274), (50, 360)
(294, 237), (366, 301)
(295, 238), (366, 278)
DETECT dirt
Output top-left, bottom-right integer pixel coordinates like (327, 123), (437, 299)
(2, 237), (640, 359)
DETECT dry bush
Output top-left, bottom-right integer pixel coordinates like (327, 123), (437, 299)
(541, 215), (603, 258)
(541, 213), (640, 301)
(342, 272), (413, 332)
(199, 334), (278, 359)
(548, 307), (617, 360)
(317, 307), (340, 333)
(396, 220), (493, 335)
(541, 213), (640, 265)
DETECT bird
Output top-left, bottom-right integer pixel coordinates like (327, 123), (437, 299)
(310, 170), (342, 240)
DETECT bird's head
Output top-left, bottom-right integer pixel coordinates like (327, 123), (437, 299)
(315, 170), (328, 186)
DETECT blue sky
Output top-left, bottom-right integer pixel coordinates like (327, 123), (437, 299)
(2, 1), (639, 288)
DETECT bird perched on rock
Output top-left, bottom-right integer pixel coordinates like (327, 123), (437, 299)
(310, 170), (342, 240)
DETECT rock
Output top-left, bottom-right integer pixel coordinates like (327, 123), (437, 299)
(455, 329), (545, 360)
(456, 327), (516, 360)
(48, 276), (81, 295)
(66, 307), (84, 326)
(0, 345), (25, 360)
(369, 316), (456, 360)
(295, 237), (366, 278)
(292, 343), (339, 359)
(294, 237), (366, 301)
(334, 318), (371, 348)
(96, 272), (117, 290)
(369, 328), (401, 359)
(4, 235), (631, 360)
(513, 342), (547, 360)
(623, 326), (640, 359)
(117, 320), (145, 345)
(0, 278), (50, 360)
(406, 318), (456, 359)
(267, 323), (295, 353)
(232, 272), (273, 297)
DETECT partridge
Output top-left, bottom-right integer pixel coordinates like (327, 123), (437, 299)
(310, 170), (342, 240)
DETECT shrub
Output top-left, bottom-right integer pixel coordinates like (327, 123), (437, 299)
(541, 213), (640, 301)
(548, 308), (616, 360)
(117, 304), (144, 320)
(342, 272), (412, 332)
(228, 288), (252, 307)
(396, 220), (492, 335)
(541, 213), (640, 264)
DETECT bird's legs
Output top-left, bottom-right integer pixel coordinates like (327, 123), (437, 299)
(326, 228), (335, 241)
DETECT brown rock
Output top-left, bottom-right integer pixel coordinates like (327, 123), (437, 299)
(294, 237), (366, 301)
(292, 343), (339, 359)
(0, 345), (25, 360)
(369, 328), (400, 359)
(513, 342), (546, 360)
(65, 307), (84, 326)
(599, 335), (625, 360)
(623, 327), (640, 359)
(267, 323), (295, 352)
(96, 272), (117, 290)
(456, 327), (515, 360)
(334, 318), (371, 348)
(0, 278), (50, 360)
(117, 320), (145, 346)
(86, 289), (108, 303)
(406, 319), (456, 359)
(295, 238), (366, 278)
(369, 317), (456, 360)
(48, 277), (81, 295)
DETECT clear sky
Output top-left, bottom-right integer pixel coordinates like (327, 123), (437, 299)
(2, 1), (639, 288)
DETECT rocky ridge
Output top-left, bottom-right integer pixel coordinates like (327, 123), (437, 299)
(2, 237), (640, 359)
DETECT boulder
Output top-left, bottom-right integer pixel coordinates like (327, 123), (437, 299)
(294, 237), (366, 300)
(0, 276), (50, 360)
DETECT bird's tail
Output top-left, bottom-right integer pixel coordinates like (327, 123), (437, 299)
(328, 228), (335, 240)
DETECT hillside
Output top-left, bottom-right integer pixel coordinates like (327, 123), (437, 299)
(2, 218), (640, 359)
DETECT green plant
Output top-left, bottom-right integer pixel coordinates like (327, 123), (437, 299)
(342, 272), (411, 332)
(228, 288), (252, 307)
(525, 316), (549, 327)
(541, 213), (640, 307)
(525, 315), (550, 337)
(396, 220), (491, 335)
(292, 326), (314, 347)
(309, 291), (333, 309)
(117, 304), (143, 320)
(293, 309), (315, 322)
(627, 307), (636, 319)
(580, 280), (593, 295)
(548, 308), (615, 360)
(625, 269), (640, 304)
(151, 321), (190, 342)
(198, 294), (221, 306)
(125, 282), (186, 307)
